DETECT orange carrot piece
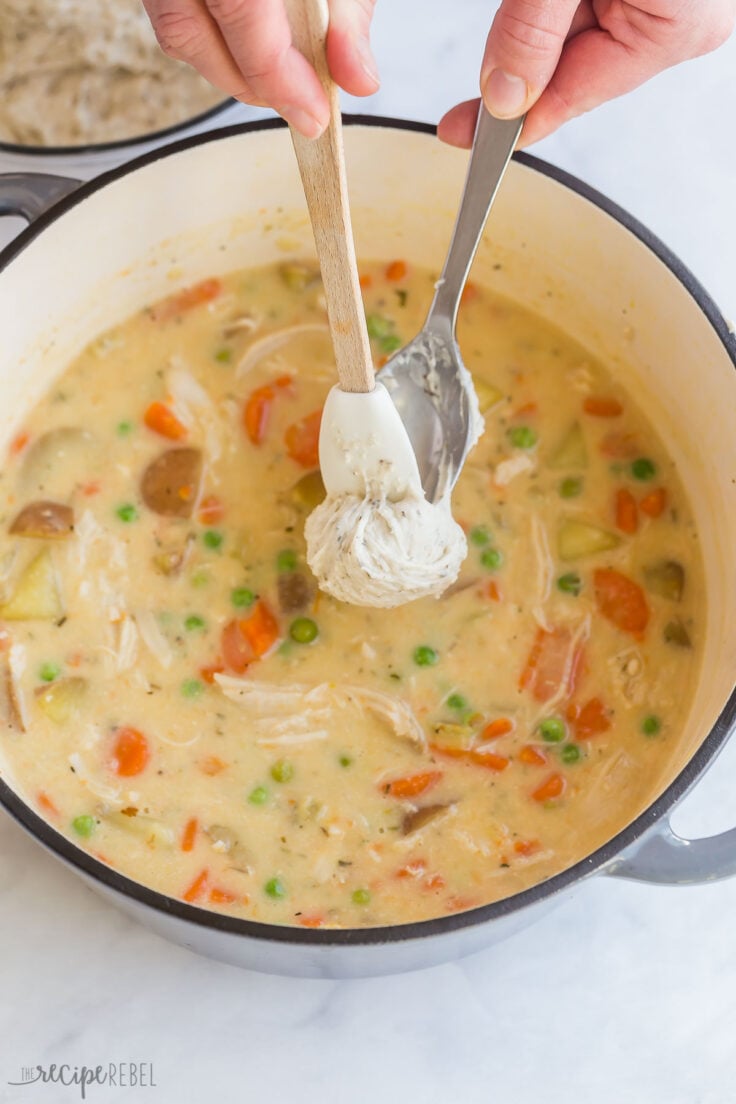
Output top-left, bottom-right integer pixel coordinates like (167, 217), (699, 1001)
(583, 396), (623, 418)
(208, 887), (238, 905)
(199, 755), (226, 776)
(640, 487), (667, 518)
(483, 580), (502, 602)
(150, 278), (221, 323)
(424, 873), (446, 891)
(385, 771), (442, 799)
(37, 791), (59, 817)
(532, 772), (566, 803)
(221, 619), (252, 674)
(111, 726), (150, 777)
(445, 895), (479, 913)
(518, 744), (547, 767)
(243, 384), (275, 445)
(513, 401), (538, 418)
(385, 259), (407, 281)
(284, 408), (322, 468)
(241, 599), (279, 658)
(144, 400), (187, 441)
(514, 839), (542, 856)
(480, 717), (514, 740)
(181, 817), (198, 852)
(182, 868), (209, 903)
(466, 749), (510, 772)
(395, 859), (428, 879)
(461, 281), (479, 305)
(199, 661), (225, 685)
(615, 487), (638, 534)
(358, 273), (373, 290)
(593, 568), (650, 638)
(198, 494), (225, 524)
(569, 697), (612, 739)
(519, 626), (579, 703)
(599, 431), (639, 458)
(298, 914), (326, 928)
(9, 430), (29, 456)
(81, 480), (101, 496)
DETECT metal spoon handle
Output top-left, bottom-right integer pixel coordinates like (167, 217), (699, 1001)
(426, 108), (524, 334)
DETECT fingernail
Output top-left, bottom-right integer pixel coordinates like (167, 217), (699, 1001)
(281, 104), (327, 139)
(482, 69), (528, 119)
(357, 39), (380, 86)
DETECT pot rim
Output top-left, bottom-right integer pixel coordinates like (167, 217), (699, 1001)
(0, 97), (234, 158)
(0, 113), (734, 948)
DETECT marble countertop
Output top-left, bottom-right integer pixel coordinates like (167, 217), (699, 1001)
(1, 4), (735, 1102)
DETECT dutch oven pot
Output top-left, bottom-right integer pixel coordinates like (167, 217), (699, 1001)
(0, 118), (734, 979)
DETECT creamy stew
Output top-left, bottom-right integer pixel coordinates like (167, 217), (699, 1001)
(0, 259), (703, 928)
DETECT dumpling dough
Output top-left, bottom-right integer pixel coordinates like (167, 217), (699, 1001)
(305, 485), (467, 608)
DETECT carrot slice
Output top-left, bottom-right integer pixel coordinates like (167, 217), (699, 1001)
(385, 259), (408, 281)
(181, 817), (198, 852)
(569, 696), (612, 739)
(385, 771), (442, 799)
(208, 887), (238, 905)
(198, 494), (225, 524)
(466, 749), (510, 771)
(144, 400), (187, 441)
(241, 599), (279, 658)
(532, 772), (566, 803)
(615, 487), (638, 534)
(358, 273), (373, 290)
(599, 431), (639, 458)
(424, 873), (446, 891)
(199, 661), (225, 685)
(514, 839), (542, 856)
(583, 396), (623, 417)
(461, 281), (479, 305)
(199, 756), (226, 776)
(395, 860), (428, 879)
(519, 626), (580, 703)
(640, 487), (667, 518)
(9, 430), (29, 456)
(285, 408), (322, 468)
(480, 717), (514, 740)
(298, 914), (326, 928)
(150, 278), (221, 323)
(183, 868), (209, 903)
(518, 744), (547, 767)
(593, 568), (650, 637)
(37, 791), (59, 817)
(111, 727), (150, 777)
(243, 384), (275, 446)
(221, 619), (252, 674)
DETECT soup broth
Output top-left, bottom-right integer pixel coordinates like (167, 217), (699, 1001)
(0, 259), (703, 928)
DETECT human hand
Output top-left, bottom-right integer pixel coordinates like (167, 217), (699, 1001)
(143, 0), (379, 137)
(439, 1), (736, 148)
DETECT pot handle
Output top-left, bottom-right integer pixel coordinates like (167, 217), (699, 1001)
(0, 172), (83, 224)
(606, 817), (736, 885)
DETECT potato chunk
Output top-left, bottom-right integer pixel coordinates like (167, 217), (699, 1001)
(558, 520), (620, 561)
(35, 677), (87, 724)
(141, 448), (203, 518)
(549, 423), (587, 470)
(0, 550), (63, 620)
(9, 501), (74, 539)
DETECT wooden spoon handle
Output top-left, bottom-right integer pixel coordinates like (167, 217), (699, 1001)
(283, 0), (374, 393)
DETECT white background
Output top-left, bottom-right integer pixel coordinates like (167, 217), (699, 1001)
(1, 2), (735, 1102)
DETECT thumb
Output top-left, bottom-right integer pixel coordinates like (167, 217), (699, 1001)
(481, 0), (580, 119)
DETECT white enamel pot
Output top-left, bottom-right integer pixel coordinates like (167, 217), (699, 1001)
(0, 118), (735, 979)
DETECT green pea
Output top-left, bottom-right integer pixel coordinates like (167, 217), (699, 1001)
(277, 549), (298, 573)
(480, 547), (503, 570)
(184, 615), (206, 632)
(380, 333), (402, 354)
(39, 662), (60, 683)
(642, 714), (662, 736)
(265, 877), (286, 899)
(366, 313), (393, 341)
(560, 744), (581, 764)
(116, 503), (138, 523)
(202, 529), (223, 550)
(289, 617), (319, 644)
(507, 425), (538, 449)
(270, 759), (294, 784)
(352, 888), (371, 906)
(447, 693), (468, 711)
(72, 814), (96, 838)
(469, 525), (491, 547)
(413, 645), (439, 667)
(631, 457), (656, 481)
(539, 716), (567, 743)
(116, 420), (134, 437)
(248, 785), (269, 805)
(214, 347), (232, 363)
(338, 754), (353, 768)
(231, 586), (255, 609)
(557, 572), (582, 596)
(181, 678), (204, 699)
(559, 476), (583, 499)
(191, 569), (210, 588)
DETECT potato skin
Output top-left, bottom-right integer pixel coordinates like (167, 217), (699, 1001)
(141, 448), (203, 518)
(9, 500), (74, 538)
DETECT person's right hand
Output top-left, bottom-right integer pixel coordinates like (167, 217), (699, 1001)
(143, 0), (379, 137)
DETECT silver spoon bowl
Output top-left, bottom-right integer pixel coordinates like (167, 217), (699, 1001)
(379, 108), (524, 503)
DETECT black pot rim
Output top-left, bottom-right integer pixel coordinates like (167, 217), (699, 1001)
(0, 97), (235, 158)
(0, 113), (734, 949)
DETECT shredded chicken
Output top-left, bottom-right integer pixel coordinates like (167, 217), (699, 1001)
(215, 675), (427, 749)
(135, 610), (173, 669)
(530, 513), (554, 631)
(493, 453), (535, 487)
(69, 751), (122, 804)
(235, 323), (330, 378)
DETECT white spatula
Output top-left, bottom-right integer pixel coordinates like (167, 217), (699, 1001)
(283, 0), (421, 502)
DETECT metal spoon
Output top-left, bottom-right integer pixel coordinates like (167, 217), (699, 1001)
(380, 108), (524, 503)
